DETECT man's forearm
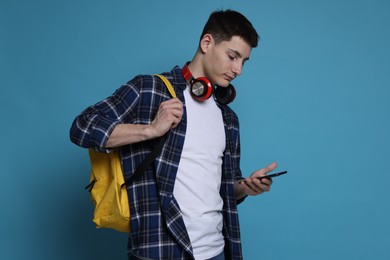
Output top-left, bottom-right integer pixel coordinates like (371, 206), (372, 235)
(105, 123), (155, 148)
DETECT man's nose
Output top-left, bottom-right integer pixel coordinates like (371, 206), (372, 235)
(232, 63), (242, 77)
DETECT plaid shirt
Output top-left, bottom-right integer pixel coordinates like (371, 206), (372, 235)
(70, 66), (245, 259)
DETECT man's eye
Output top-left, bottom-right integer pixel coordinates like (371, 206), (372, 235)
(229, 55), (236, 60)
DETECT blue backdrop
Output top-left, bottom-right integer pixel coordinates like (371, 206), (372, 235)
(1, 0), (389, 259)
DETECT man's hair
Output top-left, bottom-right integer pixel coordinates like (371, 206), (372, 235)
(200, 9), (259, 48)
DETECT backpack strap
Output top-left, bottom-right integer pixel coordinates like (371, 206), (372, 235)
(154, 74), (177, 98)
(123, 134), (166, 186)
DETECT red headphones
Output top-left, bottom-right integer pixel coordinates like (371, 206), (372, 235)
(182, 63), (236, 105)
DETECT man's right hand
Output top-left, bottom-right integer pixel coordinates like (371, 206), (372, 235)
(149, 98), (184, 137)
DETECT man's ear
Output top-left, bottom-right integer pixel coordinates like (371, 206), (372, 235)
(200, 34), (214, 53)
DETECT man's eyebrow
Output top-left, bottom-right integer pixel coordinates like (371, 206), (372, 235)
(228, 48), (250, 61)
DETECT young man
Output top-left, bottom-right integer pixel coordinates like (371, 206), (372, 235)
(70, 9), (277, 260)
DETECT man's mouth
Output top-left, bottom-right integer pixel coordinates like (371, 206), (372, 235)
(225, 74), (235, 81)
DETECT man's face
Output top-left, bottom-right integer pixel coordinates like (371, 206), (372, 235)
(203, 35), (252, 87)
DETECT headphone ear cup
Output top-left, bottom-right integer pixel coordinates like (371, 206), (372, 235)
(214, 84), (236, 105)
(190, 77), (213, 102)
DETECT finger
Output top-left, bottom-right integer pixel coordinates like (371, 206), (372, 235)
(254, 162), (278, 179)
(263, 162), (278, 174)
(242, 178), (265, 195)
(250, 177), (271, 192)
(171, 106), (184, 118)
(158, 102), (183, 119)
(260, 177), (273, 186)
(170, 116), (182, 129)
(163, 98), (183, 106)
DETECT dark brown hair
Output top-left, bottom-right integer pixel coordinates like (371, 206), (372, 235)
(200, 9), (260, 48)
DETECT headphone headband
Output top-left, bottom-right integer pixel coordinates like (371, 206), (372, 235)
(181, 62), (193, 83)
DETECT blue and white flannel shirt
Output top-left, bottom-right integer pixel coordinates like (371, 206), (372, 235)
(70, 66), (245, 259)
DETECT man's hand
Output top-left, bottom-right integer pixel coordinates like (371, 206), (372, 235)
(149, 98), (183, 137)
(235, 162), (278, 199)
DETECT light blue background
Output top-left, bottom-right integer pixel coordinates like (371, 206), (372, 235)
(1, 0), (389, 259)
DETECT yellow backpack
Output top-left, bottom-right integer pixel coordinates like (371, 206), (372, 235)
(85, 74), (176, 232)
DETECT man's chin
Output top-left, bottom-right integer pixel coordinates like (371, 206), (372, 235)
(216, 81), (231, 87)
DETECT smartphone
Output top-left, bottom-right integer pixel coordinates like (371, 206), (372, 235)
(256, 171), (287, 180)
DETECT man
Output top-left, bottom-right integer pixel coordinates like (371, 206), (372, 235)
(70, 9), (277, 260)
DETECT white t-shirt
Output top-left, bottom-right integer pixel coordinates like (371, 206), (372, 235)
(173, 86), (226, 259)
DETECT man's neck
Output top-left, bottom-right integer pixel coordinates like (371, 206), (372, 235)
(186, 58), (204, 79)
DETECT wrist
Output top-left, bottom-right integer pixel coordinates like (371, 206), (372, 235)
(234, 180), (248, 200)
(143, 124), (158, 140)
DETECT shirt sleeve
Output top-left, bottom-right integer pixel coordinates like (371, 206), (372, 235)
(69, 76), (142, 152)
